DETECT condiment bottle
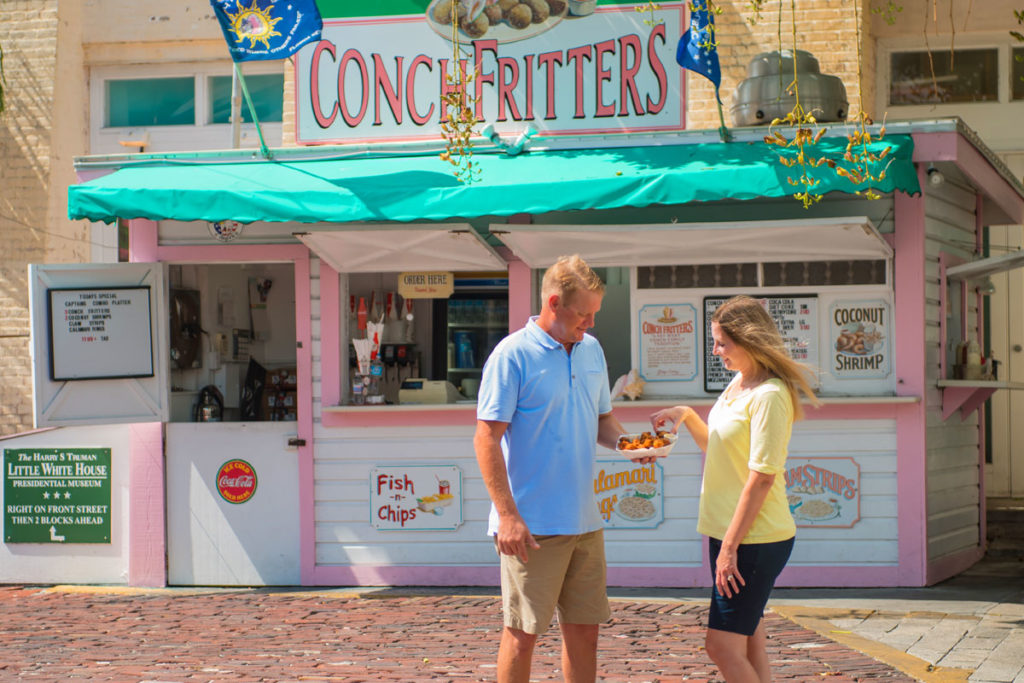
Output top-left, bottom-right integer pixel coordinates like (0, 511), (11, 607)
(357, 297), (367, 336)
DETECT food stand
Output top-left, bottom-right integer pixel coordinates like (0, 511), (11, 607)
(6, 2), (1024, 588)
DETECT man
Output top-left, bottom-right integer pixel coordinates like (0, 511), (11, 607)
(474, 254), (635, 683)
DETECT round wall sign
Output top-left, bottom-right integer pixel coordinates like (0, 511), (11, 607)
(216, 459), (257, 504)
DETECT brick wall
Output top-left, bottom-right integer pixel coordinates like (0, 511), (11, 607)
(0, 1), (59, 435)
(686, 0), (871, 130)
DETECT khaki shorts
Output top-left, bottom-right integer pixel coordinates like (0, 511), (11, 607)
(498, 529), (611, 635)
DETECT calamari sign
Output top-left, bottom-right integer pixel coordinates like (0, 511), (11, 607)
(295, 1), (686, 143)
(594, 460), (664, 529)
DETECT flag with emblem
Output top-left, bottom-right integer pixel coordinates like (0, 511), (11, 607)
(676, 0), (722, 104)
(210, 0), (323, 62)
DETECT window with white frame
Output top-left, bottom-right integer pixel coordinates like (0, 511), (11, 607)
(90, 63), (285, 155)
(889, 48), (999, 105)
(1013, 47), (1024, 101)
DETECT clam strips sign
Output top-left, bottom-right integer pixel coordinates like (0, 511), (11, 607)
(295, 1), (686, 144)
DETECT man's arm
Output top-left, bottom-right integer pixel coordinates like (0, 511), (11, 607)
(474, 419), (539, 562)
(596, 410), (626, 451)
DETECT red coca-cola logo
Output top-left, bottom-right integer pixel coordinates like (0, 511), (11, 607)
(216, 459), (257, 504)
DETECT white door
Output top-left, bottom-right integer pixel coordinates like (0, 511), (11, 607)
(166, 422), (301, 585)
(987, 223), (1024, 498)
(28, 263), (170, 426)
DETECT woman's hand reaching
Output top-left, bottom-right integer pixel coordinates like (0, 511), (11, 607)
(650, 406), (685, 433)
(650, 406), (709, 453)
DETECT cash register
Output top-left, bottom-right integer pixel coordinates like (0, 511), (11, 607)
(398, 378), (462, 404)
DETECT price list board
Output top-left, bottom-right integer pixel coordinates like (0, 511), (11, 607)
(703, 295), (819, 393)
(48, 287), (154, 381)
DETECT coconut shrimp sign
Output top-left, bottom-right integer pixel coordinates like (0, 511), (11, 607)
(829, 300), (891, 379)
(295, 1), (686, 144)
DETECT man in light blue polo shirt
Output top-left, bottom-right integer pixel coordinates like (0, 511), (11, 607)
(474, 255), (637, 683)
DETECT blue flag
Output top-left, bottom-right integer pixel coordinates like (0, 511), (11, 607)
(210, 0), (323, 62)
(676, 0), (722, 103)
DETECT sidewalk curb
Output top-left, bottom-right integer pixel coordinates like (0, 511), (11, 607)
(770, 605), (972, 683)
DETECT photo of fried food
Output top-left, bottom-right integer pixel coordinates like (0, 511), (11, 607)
(425, 0), (570, 43)
(617, 495), (656, 520)
(797, 499), (836, 519)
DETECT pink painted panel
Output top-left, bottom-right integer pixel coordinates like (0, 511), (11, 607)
(507, 255), (533, 332)
(128, 422), (166, 587)
(320, 263), (341, 409)
(892, 174), (929, 587)
(322, 407), (478, 428)
(926, 545), (984, 585)
(128, 219), (159, 262)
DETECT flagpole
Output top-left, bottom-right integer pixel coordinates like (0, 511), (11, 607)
(230, 65), (242, 149)
(233, 61), (272, 160)
(715, 94), (732, 143)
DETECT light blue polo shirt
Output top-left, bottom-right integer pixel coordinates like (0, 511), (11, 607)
(477, 316), (612, 536)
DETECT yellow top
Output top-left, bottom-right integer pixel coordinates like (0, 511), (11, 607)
(696, 378), (796, 544)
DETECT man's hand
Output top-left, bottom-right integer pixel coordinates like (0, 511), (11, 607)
(496, 513), (541, 562)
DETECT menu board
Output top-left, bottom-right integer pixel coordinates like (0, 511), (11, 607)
(48, 287), (154, 381)
(704, 295), (819, 393)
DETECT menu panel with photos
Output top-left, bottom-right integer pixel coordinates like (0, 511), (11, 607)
(703, 295), (819, 393)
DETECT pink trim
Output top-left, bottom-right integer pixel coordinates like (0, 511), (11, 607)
(307, 563), (901, 588)
(128, 422), (166, 587)
(322, 407), (477, 428)
(320, 262), (342, 408)
(893, 174), (929, 587)
(128, 219), (158, 262)
(506, 256), (532, 333)
(292, 254), (317, 585)
(610, 402), (909, 424)
(926, 545), (984, 585)
(75, 168), (115, 183)
(913, 132), (1024, 224)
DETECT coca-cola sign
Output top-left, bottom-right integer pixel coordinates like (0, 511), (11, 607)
(217, 459), (258, 504)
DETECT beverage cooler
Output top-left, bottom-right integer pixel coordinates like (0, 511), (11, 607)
(431, 278), (509, 401)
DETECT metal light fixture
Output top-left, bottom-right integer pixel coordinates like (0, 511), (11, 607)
(927, 165), (945, 186)
(976, 276), (996, 296)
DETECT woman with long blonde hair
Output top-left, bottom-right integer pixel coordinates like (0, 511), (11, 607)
(651, 295), (817, 683)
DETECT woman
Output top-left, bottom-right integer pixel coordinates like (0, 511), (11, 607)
(651, 296), (817, 683)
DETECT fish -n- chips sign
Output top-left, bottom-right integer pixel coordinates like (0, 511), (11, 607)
(295, 1), (687, 144)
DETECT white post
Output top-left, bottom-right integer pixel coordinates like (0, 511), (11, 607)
(231, 63), (242, 148)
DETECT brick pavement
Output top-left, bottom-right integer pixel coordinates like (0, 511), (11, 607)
(0, 586), (916, 682)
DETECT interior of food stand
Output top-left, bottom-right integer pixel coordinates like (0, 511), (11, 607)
(67, 127), (941, 419)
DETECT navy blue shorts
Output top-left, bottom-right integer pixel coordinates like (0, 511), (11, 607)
(707, 536), (794, 636)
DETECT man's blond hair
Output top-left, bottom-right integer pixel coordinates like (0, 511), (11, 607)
(541, 254), (605, 303)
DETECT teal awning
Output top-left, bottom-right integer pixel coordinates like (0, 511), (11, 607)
(69, 136), (919, 225)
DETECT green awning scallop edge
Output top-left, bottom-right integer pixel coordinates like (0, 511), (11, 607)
(68, 135), (919, 225)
